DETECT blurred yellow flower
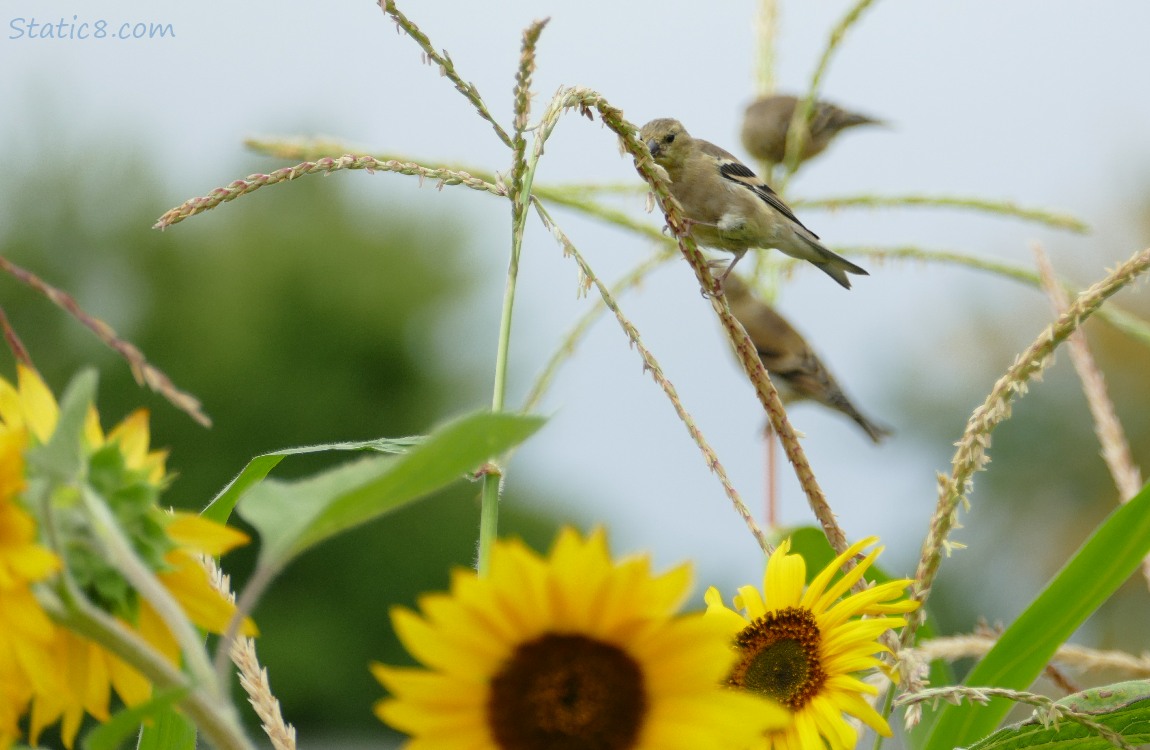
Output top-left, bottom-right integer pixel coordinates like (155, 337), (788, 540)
(373, 527), (789, 750)
(705, 537), (919, 750)
(0, 424), (60, 750)
(0, 365), (252, 748)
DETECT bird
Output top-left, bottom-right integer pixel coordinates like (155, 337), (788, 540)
(740, 93), (882, 168)
(723, 273), (890, 443)
(639, 117), (867, 290)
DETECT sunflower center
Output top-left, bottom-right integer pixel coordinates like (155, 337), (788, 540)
(488, 633), (647, 750)
(729, 606), (825, 709)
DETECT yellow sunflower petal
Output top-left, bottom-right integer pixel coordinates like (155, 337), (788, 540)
(105, 409), (149, 464)
(0, 377), (23, 430)
(824, 672), (880, 696)
(820, 616), (903, 657)
(792, 707), (827, 750)
(809, 693), (858, 749)
(371, 664), (486, 711)
(82, 405), (104, 447)
(165, 513), (249, 556)
(643, 690), (789, 749)
(838, 689), (894, 736)
(763, 539), (805, 609)
(807, 545), (881, 614)
(703, 586), (751, 633)
(0, 430), (26, 501)
(374, 695), (489, 738)
(735, 584), (767, 618)
(800, 536), (875, 611)
(821, 583), (912, 629)
(642, 559), (693, 614)
(415, 593), (513, 674)
(15, 366), (59, 444)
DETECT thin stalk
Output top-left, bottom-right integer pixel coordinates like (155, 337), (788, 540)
(521, 247), (677, 414)
(793, 193), (1088, 233)
(781, 0), (880, 182)
(213, 561), (279, 689)
(477, 19), (548, 576)
(0, 256), (209, 427)
(755, 0), (779, 96)
(377, 0), (513, 149)
(902, 246), (1150, 646)
(533, 199), (769, 553)
(812, 245), (1150, 348)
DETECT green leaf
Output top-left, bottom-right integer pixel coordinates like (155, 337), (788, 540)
(201, 436), (424, 524)
(924, 482), (1150, 750)
(967, 681), (1150, 750)
(236, 410), (545, 570)
(83, 686), (190, 750)
(29, 369), (98, 481)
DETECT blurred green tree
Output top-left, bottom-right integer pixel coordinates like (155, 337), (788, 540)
(0, 145), (558, 742)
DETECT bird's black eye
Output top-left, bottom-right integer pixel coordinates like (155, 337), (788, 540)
(663, 133), (676, 144)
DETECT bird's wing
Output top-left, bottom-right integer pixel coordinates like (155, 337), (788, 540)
(715, 159), (818, 238)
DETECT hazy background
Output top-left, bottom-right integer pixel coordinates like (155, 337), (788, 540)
(3, 0), (1149, 745)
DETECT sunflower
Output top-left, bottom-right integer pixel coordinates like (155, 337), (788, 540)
(0, 425), (60, 750)
(372, 527), (790, 750)
(705, 536), (919, 750)
(0, 365), (253, 748)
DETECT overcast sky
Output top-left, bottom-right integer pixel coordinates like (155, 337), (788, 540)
(4, 0), (1150, 601)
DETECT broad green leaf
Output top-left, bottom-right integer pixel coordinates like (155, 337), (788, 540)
(135, 706), (196, 750)
(967, 681), (1150, 750)
(201, 436), (422, 524)
(237, 410), (545, 570)
(83, 686), (190, 750)
(924, 482), (1150, 750)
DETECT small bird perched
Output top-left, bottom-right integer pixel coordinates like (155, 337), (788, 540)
(723, 274), (890, 443)
(740, 93), (882, 168)
(639, 117), (867, 290)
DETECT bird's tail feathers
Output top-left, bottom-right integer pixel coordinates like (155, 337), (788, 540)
(796, 235), (868, 289)
(827, 392), (892, 444)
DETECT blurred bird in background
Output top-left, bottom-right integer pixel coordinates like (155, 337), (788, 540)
(724, 274), (890, 443)
(722, 273), (891, 523)
(640, 117), (868, 290)
(740, 93), (883, 170)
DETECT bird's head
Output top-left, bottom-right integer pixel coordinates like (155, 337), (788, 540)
(639, 118), (690, 165)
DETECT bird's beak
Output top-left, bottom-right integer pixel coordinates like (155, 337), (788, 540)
(646, 138), (661, 158)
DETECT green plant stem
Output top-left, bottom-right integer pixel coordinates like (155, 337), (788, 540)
(478, 162), (538, 575)
(872, 683), (896, 750)
(781, 0), (878, 183)
(755, 0), (779, 95)
(43, 586), (255, 750)
(81, 487), (221, 700)
(477, 19), (547, 576)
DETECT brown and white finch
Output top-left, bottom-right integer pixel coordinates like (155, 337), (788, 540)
(640, 117), (868, 289)
(740, 93), (882, 168)
(723, 274), (890, 443)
